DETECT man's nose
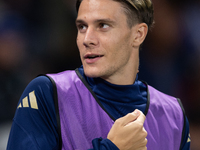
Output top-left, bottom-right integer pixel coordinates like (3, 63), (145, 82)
(83, 27), (99, 48)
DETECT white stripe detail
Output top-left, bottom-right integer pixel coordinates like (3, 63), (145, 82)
(17, 103), (22, 108)
(29, 91), (38, 109)
(22, 96), (29, 107)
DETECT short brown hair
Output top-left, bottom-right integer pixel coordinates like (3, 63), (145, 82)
(76, 0), (154, 29)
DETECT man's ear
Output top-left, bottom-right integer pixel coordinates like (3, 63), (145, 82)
(131, 23), (148, 47)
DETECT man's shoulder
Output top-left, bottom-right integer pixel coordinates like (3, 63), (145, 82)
(146, 85), (190, 150)
(47, 69), (78, 82)
(47, 69), (76, 77)
(26, 75), (54, 94)
(147, 85), (178, 101)
(16, 75), (55, 111)
(147, 84), (184, 113)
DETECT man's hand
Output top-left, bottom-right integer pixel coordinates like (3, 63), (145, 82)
(107, 109), (147, 150)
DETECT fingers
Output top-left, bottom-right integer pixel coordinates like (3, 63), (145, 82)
(125, 110), (147, 142)
(135, 109), (146, 124)
(123, 109), (146, 127)
(137, 138), (148, 150)
(117, 109), (141, 126)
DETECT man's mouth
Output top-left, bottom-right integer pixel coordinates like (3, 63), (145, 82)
(84, 54), (103, 64)
(85, 55), (103, 59)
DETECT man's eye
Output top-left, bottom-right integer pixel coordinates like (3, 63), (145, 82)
(99, 23), (109, 29)
(77, 25), (87, 32)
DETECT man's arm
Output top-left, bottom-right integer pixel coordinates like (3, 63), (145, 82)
(7, 76), (59, 150)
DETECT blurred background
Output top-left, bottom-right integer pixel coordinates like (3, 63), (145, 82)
(0, 0), (199, 149)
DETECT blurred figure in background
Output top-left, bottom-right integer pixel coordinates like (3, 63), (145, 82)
(179, 1), (200, 149)
(140, 0), (200, 149)
(0, 0), (80, 149)
(0, 0), (80, 123)
(0, 1), (27, 123)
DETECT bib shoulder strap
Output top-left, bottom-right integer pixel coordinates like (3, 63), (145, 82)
(44, 75), (62, 150)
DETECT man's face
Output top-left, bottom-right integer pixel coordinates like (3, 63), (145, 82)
(76, 0), (139, 84)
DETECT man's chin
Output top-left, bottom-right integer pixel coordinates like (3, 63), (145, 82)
(83, 69), (101, 78)
(82, 66), (99, 77)
(84, 72), (100, 78)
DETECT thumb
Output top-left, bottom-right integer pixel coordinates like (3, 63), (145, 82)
(135, 109), (146, 124)
(117, 109), (140, 126)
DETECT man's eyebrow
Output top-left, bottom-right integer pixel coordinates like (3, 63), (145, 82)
(75, 18), (116, 25)
(75, 19), (86, 25)
(94, 18), (116, 24)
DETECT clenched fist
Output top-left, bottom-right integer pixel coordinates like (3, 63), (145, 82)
(107, 109), (147, 150)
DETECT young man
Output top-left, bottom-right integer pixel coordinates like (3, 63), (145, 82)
(7, 0), (190, 149)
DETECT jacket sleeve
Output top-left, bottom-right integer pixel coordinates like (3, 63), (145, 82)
(89, 138), (119, 150)
(180, 116), (191, 150)
(7, 76), (59, 150)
